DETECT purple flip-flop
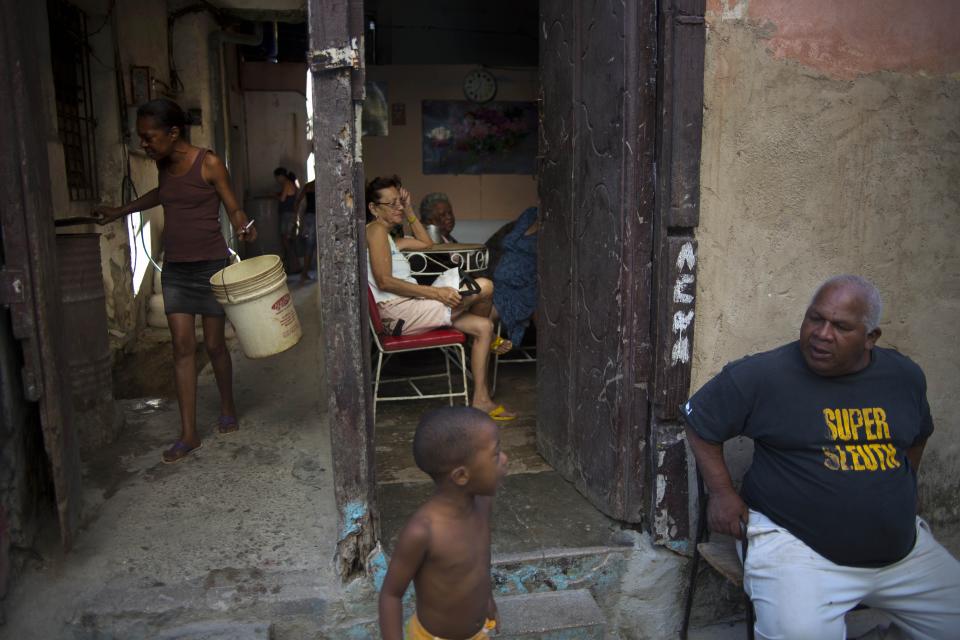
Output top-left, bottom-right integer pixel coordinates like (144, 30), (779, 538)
(161, 440), (202, 464)
(217, 415), (239, 434)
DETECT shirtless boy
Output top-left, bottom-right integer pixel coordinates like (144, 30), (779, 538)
(379, 407), (507, 639)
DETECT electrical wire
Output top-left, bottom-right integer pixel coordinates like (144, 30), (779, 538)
(122, 147), (163, 274)
(87, 0), (117, 38)
(166, 2), (225, 96)
(108, 5), (161, 276)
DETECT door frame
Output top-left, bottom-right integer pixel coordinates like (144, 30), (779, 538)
(307, 0), (378, 578)
(0, 0), (82, 550)
(648, 0), (706, 549)
(309, 0), (708, 577)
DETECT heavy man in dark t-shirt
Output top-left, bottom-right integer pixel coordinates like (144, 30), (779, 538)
(683, 275), (960, 640)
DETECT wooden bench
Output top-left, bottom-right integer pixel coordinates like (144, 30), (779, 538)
(697, 539), (744, 588)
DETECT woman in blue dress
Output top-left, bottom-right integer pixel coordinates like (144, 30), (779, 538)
(492, 207), (539, 347)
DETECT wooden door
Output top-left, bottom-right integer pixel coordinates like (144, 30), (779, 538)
(0, 0), (82, 549)
(307, 0), (377, 578)
(537, 0), (659, 523)
(538, 0), (705, 535)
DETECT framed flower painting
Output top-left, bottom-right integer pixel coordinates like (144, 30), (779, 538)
(421, 100), (538, 175)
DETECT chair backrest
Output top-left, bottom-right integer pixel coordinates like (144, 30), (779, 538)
(366, 287), (387, 347)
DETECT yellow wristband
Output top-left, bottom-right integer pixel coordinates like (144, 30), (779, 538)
(407, 216), (417, 224)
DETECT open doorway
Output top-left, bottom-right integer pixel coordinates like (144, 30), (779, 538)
(360, 0), (630, 559)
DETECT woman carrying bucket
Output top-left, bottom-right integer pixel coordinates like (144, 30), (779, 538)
(94, 98), (257, 464)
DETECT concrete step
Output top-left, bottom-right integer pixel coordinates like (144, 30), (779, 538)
(67, 568), (354, 639)
(72, 548), (624, 639)
(330, 588), (610, 639)
(496, 589), (606, 639)
(153, 621), (272, 639)
(491, 546), (630, 599)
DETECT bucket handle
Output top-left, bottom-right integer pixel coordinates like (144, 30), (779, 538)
(219, 250), (242, 305)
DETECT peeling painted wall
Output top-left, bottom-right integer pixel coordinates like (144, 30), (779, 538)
(694, 1), (960, 522)
(37, 0), (173, 350)
(714, 0), (960, 79)
(36, 1), (233, 353)
(170, 13), (217, 151)
(97, 0), (170, 347)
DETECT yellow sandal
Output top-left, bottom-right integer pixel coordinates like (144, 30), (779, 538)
(488, 405), (517, 421)
(490, 335), (512, 354)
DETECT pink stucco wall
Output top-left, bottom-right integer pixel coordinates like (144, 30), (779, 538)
(697, 0), (960, 523)
(707, 0), (960, 78)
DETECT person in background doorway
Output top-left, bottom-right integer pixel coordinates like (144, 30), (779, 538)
(492, 206), (539, 348)
(419, 192), (458, 243)
(94, 98), (257, 464)
(366, 175), (515, 421)
(294, 180), (318, 282)
(274, 167), (299, 271)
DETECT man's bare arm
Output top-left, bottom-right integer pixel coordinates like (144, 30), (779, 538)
(685, 425), (749, 539)
(379, 518), (429, 640)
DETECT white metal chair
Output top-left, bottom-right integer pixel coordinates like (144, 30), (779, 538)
(490, 321), (536, 395)
(367, 288), (469, 422)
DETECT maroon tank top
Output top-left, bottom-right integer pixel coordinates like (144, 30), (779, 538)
(158, 149), (229, 262)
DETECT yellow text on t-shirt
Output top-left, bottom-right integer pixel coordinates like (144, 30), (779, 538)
(822, 408), (890, 441)
(821, 407), (900, 472)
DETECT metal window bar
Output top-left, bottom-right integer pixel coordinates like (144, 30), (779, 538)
(48, 0), (99, 201)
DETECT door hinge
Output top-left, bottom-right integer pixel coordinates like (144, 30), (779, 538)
(0, 269), (26, 305)
(307, 39), (361, 72)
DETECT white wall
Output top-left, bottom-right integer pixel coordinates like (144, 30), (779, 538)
(243, 92), (309, 197)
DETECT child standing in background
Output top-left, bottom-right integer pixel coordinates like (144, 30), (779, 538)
(378, 407), (506, 639)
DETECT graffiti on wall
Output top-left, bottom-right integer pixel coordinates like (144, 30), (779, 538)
(671, 242), (696, 366)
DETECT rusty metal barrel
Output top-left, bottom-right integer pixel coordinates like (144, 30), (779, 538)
(55, 233), (119, 454)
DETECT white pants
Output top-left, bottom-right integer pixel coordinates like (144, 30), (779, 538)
(743, 510), (960, 640)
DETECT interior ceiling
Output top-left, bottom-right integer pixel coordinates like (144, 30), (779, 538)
(231, 0), (539, 66)
(364, 0), (538, 66)
(212, 0), (304, 10)
(238, 20), (309, 63)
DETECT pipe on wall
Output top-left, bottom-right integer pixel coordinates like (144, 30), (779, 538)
(208, 22), (263, 159)
(208, 23), (263, 248)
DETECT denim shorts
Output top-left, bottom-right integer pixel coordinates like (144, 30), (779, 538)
(161, 258), (230, 316)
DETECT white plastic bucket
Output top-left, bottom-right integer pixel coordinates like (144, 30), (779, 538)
(210, 255), (302, 358)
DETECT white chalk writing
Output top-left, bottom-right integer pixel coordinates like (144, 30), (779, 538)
(671, 242), (696, 365)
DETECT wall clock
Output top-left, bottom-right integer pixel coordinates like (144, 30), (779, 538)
(463, 68), (497, 103)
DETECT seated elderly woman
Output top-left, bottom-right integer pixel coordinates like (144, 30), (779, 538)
(365, 176), (515, 420)
(418, 192), (457, 243)
(492, 206), (539, 348)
